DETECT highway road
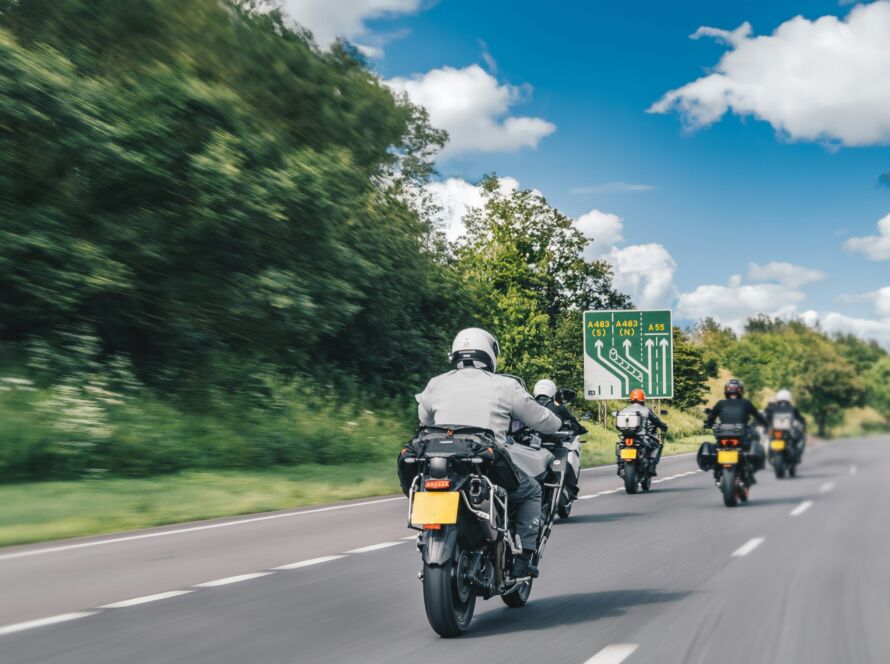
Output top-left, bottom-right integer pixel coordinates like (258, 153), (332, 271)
(2, 437), (888, 664)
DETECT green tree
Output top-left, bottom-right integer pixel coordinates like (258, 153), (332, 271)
(797, 354), (864, 436)
(865, 356), (890, 423)
(671, 328), (708, 410)
(690, 318), (737, 378)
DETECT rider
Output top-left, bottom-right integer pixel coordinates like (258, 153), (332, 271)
(765, 388), (807, 458)
(415, 328), (563, 578)
(617, 389), (668, 475)
(533, 379), (587, 435)
(705, 379), (768, 470)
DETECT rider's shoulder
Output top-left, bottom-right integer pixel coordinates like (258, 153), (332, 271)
(496, 373), (528, 390)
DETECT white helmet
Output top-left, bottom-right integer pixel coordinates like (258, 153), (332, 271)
(449, 328), (500, 372)
(775, 388), (793, 403)
(533, 379), (558, 399)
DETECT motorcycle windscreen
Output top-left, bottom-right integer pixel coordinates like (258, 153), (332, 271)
(411, 492), (460, 526)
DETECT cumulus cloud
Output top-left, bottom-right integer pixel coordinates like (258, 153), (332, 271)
(747, 261), (826, 288)
(844, 213), (890, 261)
(279, 0), (421, 51)
(424, 177), (520, 241)
(839, 286), (890, 318)
(575, 210), (624, 258)
(677, 283), (805, 331)
(649, 2), (890, 146)
(386, 65), (556, 156)
(800, 310), (890, 348)
(609, 244), (678, 309)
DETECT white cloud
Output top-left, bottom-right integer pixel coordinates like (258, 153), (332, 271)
(279, 0), (422, 51)
(677, 283), (805, 331)
(609, 243), (678, 310)
(747, 261), (826, 288)
(570, 182), (656, 195)
(424, 177), (520, 241)
(386, 65), (556, 156)
(800, 310), (890, 348)
(844, 213), (890, 261)
(649, 2), (890, 146)
(576, 210), (624, 258)
(840, 286), (890, 318)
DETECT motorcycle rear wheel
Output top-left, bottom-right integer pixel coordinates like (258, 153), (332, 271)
(721, 468), (739, 507)
(788, 463), (797, 478)
(773, 457), (786, 479)
(423, 550), (476, 637)
(624, 463), (638, 494)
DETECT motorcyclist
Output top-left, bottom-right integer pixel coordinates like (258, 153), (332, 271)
(533, 379), (587, 435)
(704, 379), (768, 471)
(765, 388), (807, 459)
(617, 389), (667, 475)
(415, 328), (563, 578)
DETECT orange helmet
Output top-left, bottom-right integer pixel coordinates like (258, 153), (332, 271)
(629, 389), (645, 404)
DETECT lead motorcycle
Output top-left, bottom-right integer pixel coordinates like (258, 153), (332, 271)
(398, 421), (581, 637)
(697, 419), (760, 507)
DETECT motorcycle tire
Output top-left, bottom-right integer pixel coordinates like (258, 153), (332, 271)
(640, 472), (651, 492)
(557, 501), (573, 519)
(501, 579), (533, 608)
(774, 457), (786, 479)
(788, 463), (797, 478)
(721, 468), (739, 507)
(422, 550), (476, 637)
(624, 463), (638, 494)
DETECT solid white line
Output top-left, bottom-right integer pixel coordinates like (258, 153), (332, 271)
(790, 500), (813, 517)
(819, 482), (835, 494)
(194, 572), (272, 588)
(0, 612), (96, 637)
(583, 643), (640, 664)
(0, 497), (406, 562)
(346, 541), (405, 554)
(100, 590), (192, 609)
(273, 555), (346, 570)
(732, 537), (765, 557)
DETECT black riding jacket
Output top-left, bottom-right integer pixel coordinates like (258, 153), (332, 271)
(705, 397), (767, 429)
(536, 396), (587, 434)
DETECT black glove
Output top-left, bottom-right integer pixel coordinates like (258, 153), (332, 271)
(661, 425), (669, 434)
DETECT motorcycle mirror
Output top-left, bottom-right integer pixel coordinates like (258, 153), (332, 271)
(611, 410), (618, 417)
(556, 388), (576, 404)
(660, 410), (669, 416)
(704, 408), (712, 415)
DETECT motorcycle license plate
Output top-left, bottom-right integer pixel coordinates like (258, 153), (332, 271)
(411, 491), (460, 526)
(717, 449), (739, 465)
(620, 448), (637, 460)
(770, 440), (786, 451)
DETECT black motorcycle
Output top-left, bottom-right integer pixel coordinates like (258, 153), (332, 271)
(398, 424), (574, 637)
(614, 409), (667, 494)
(698, 421), (758, 507)
(767, 412), (801, 479)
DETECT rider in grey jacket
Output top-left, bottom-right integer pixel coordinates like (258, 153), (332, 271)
(415, 328), (562, 577)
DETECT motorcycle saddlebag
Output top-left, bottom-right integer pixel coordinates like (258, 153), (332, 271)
(697, 442), (716, 471)
(747, 441), (766, 471)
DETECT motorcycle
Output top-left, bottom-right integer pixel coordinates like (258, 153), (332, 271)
(398, 423), (576, 637)
(767, 412), (801, 479)
(534, 388), (586, 519)
(698, 420), (757, 507)
(614, 409), (668, 494)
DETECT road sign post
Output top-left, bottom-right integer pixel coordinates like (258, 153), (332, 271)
(583, 310), (673, 400)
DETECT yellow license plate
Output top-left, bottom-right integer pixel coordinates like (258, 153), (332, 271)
(411, 491), (460, 526)
(770, 440), (785, 451)
(717, 449), (739, 464)
(620, 448), (638, 460)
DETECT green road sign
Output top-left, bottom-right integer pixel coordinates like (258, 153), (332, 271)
(583, 310), (673, 400)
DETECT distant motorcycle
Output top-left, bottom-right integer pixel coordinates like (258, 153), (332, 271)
(614, 408), (667, 494)
(398, 422), (577, 637)
(767, 412), (800, 479)
(698, 420), (757, 507)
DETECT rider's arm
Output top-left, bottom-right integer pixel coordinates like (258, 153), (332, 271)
(510, 382), (562, 434)
(704, 401), (721, 428)
(793, 407), (807, 429)
(415, 382), (435, 426)
(749, 401), (768, 428)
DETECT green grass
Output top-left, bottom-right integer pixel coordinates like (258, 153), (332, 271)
(0, 463), (400, 548)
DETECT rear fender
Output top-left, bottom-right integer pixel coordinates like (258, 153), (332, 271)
(422, 525), (459, 566)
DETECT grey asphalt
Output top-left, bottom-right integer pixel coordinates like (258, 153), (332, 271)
(2, 437), (888, 664)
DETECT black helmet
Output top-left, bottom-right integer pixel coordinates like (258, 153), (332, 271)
(724, 379), (744, 398)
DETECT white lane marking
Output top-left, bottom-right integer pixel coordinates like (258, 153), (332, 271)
(346, 541), (405, 554)
(0, 612), (96, 637)
(194, 572), (272, 588)
(100, 590), (192, 609)
(790, 500), (813, 517)
(850, 465), (857, 475)
(401, 535), (419, 540)
(273, 555), (346, 570)
(578, 494), (596, 500)
(819, 482), (835, 494)
(583, 643), (639, 664)
(0, 496), (406, 563)
(732, 537), (765, 558)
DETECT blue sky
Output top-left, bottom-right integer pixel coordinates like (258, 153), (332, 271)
(283, 0), (890, 343)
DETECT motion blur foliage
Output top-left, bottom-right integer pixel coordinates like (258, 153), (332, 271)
(0, 0), (466, 400)
(671, 328), (708, 410)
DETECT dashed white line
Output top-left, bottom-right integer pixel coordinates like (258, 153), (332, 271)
(100, 590), (192, 609)
(583, 643), (639, 664)
(274, 555), (347, 570)
(0, 612), (96, 637)
(346, 541), (405, 554)
(194, 572), (272, 588)
(790, 500), (813, 517)
(819, 482), (835, 494)
(732, 537), (765, 557)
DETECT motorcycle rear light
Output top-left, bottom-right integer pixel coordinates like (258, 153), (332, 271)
(625, 438), (634, 446)
(424, 479), (451, 490)
(423, 523), (442, 530)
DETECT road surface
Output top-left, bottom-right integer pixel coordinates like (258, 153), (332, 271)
(2, 437), (888, 663)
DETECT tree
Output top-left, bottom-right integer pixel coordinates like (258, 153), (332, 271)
(865, 357), (890, 423)
(671, 328), (709, 410)
(691, 317), (737, 378)
(796, 354), (864, 436)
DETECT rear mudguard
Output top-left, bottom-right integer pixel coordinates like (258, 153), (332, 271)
(421, 525), (459, 567)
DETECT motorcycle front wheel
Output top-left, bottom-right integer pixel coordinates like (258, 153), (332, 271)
(624, 462), (638, 494)
(423, 548), (476, 637)
(721, 467), (739, 507)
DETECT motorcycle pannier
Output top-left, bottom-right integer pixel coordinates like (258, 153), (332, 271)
(697, 442), (716, 471)
(615, 412), (642, 431)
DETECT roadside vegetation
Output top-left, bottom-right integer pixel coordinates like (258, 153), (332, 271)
(1, 0), (888, 545)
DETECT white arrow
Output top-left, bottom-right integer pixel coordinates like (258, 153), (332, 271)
(596, 340), (629, 391)
(645, 339), (655, 394)
(623, 339), (650, 377)
(660, 338), (670, 395)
